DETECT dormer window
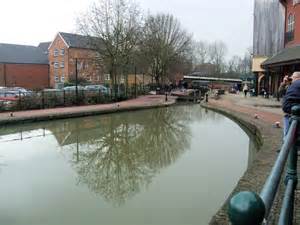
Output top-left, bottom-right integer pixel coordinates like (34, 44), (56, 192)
(54, 49), (59, 57)
(288, 14), (295, 32)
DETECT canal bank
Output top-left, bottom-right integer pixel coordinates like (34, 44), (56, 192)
(0, 95), (177, 126)
(202, 94), (299, 224)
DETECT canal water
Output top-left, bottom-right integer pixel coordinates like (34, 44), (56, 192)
(0, 105), (259, 225)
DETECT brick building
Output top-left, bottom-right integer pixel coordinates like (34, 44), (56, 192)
(48, 32), (104, 88)
(258, 0), (300, 95)
(0, 43), (49, 90)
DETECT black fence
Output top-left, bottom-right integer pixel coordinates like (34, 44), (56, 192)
(0, 85), (149, 112)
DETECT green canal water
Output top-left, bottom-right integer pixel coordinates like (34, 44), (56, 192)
(0, 105), (259, 225)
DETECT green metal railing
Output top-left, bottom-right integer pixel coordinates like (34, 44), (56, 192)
(228, 105), (300, 225)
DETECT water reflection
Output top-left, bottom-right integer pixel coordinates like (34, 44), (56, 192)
(62, 107), (195, 205)
(0, 106), (260, 207)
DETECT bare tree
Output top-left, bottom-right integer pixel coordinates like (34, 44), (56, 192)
(192, 40), (209, 66)
(227, 55), (242, 73)
(77, 0), (142, 92)
(226, 47), (253, 79)
(141, 13), (192, 85)
(208, 41), (228, 75)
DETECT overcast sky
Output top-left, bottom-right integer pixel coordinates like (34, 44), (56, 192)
(0, 0), (254, 57)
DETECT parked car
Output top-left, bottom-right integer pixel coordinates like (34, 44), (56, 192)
(63, 86), (85, 91)
(84, 85), (109, 94)
(0, 87), (32, 97)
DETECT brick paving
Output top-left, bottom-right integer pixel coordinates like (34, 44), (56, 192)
(205, 94), (300, 225)
(0, 95), (176, 125)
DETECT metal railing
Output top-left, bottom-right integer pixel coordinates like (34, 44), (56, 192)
(228, 105), (300, 225)
(0, 85), (149, 112)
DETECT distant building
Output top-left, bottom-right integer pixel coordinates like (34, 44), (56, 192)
(253, 0), (300, 95)
(192, 63), (217, 77)
(127, 74), (152, 86)
(0, 43), (49, 89)
(48, 32), (104, 88)
(252, 0), (285, 95)
(261, 0), (300, 95)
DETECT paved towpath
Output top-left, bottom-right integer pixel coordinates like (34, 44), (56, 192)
(0, 95), (176, 125)
(208, 93), (283, 125)
(205, 93), (300, 225)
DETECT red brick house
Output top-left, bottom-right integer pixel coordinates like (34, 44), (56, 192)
(0, 43), (49, 90)
(48, 32), (104, 88)
(261, 0), (300, 95)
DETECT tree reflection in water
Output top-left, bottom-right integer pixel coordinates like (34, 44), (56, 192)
(60, 106), (201, 206)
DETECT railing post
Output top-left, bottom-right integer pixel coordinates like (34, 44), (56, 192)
(63, 90), (66, 106)
(228, 191), (265, 225)
(18, 90), (21, 110)
(42, 90), (45, 109)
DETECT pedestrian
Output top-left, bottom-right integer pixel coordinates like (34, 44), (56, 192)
(278, 75), (292, 98)
(282, 72), (300, 136)
(243, 84), (249, 97)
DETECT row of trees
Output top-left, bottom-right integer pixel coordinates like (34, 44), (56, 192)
(192, 41), (252, 79)
(77, 0), (252, 87)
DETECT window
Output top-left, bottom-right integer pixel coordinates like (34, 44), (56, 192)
(293, 0), (300, 5)
(54, 49), (59, 57)
(77, 61), (82, 70)
(54, 62), (59, 68)
(60, 48), (65, 55)
(83, 62), (88, 70)
(105, 74), (110, 81)
(60, 61), (65, 68)
(54, 74), (59, 82)
(288, 14), (295, 32)
(61, 74), (65, 82)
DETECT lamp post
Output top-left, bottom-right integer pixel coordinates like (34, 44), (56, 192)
(134, 66), (137, 98)
(75, 58), (79, 105)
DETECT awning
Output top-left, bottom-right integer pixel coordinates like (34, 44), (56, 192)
(262, 45), (300, 68)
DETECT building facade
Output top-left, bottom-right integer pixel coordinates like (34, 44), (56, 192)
(253, 0), (300, 96)
(0, 43), (49, 89)
(283, 0), (300, 47)
(252, 0), (285, 95)
(48, 32), (104, 88)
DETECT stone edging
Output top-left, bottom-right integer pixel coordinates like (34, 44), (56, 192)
(0, 101), (174, 126)
(201, 102), (284, 225)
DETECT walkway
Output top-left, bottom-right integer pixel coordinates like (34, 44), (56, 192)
(205, 93), (300, 225)
(0, 95), (176, 125)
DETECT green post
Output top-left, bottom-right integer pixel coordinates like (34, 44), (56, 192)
(228, 191), (265, 225)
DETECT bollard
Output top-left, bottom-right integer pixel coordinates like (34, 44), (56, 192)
(228, 191), (265, 225)
(205, 93), (208, 103)
(165, 92), (168, 102)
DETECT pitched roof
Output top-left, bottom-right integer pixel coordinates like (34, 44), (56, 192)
(0, 43), (49, 64)
(59, 32), (96, 49)
(262, 45), (300, 67)
(38, 42), (51, 52)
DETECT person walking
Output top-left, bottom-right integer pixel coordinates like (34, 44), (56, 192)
(243, 84), (249, 97)
(282, 72), (300, 136)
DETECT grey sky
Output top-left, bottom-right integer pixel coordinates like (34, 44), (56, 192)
(0, 0), (254, 57)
